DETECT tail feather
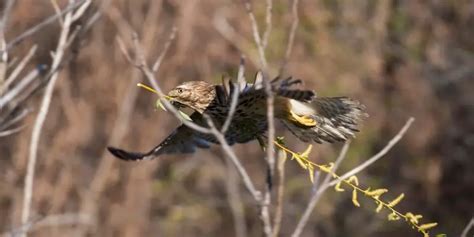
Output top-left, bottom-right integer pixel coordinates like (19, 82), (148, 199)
(107, 147), (155, 161)
(283, 97), (367, 144)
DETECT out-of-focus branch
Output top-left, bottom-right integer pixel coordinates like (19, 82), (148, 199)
(5, 0), (87, 51)
(221, 55), (245, 133)
(241, 1), (274, 235)
(0, 66), (41, 108)
(279, 0), (299, 75)
(212, 9), (260, 68)
(205, 114), (261, 200)
(292, 141), (351, 237)
(0, 124), (23, 137)
(461, 217), (474, 237)
(272, 149), (287, 237)
(292, 117), (414, 237)
(21, 1), (91, 236)
(326, 117), (415, 187)
(0, 0), (15, 91)
(80, 9), (179, 231)
(0, 104), (29, 131)
(1, 213), (93, 237)
(1, 45), (37, 93)
(225, 153), (248, 237)
(262, 0), (272, 49)
(151, 26), (177, 72)
(241, 0), (268, 70)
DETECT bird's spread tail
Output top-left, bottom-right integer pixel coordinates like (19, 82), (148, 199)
(283, 97), (367, 143)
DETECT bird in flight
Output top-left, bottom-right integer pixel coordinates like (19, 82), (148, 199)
(107, 73), (367, 161)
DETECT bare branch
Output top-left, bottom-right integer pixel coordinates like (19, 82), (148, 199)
(123, 33), (212, 134)
(0, 107), (29, 131)
(293, 117), (414, 236)
(241, 2), (275, 235)
(152, 26), (177, 72)
(213, 8), (263, 69)
(221, 55), (245, 133)
(0, 124), (24, 137)
(0, 0), (15, 33)
(272, 149), (287, 237)
(461, 217), (474, 237)
(224, 157), (248, 237)
(5, 0), (86, 51)
(292, 141), (351, 237)
(2, 213), (93, 237)
(241, 0), (268, 70)
(1, 45), (37, 93)
(326, 117), (415, 187)
(49, 0), (64, 27)
(262, 0), (273, 49)
(279, 0), (299, 75)
(21, 1), (90, 234)
(205, 114), (261, 201)
(0, 67), (41, 108)
(0, 0), (15, 91)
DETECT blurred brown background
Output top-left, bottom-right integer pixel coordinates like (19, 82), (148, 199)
(1, 0), (473, 236)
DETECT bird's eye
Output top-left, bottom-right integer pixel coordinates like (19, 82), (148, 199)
(177, 88), (184, 93)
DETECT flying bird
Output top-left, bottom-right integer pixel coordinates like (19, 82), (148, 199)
(107, 73), (367, 161)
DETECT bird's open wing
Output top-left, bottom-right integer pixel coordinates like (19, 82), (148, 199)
(107, 114), (211, 161)
(216, 73), (315, 104)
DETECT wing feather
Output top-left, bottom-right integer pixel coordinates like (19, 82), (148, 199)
(108, 113), (211, 161)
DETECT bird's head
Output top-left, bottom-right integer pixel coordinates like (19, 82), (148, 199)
(167, 81), (215, 113)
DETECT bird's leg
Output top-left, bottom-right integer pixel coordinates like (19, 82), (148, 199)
(257, 136), (273, 191)
(257, 136), (267, 151)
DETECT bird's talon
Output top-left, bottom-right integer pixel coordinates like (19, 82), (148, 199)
(290, 111), (316, 126)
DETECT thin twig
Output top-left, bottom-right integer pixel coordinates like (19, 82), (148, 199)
(5, 0), (86, 51)
(21, 2), (89, 235)
(460, 217), (474, 237)
(49, 0), (64, 27)
(1, 45), (37, 93)
(292, 117), (414, 236)
(292, 141), (351, 237)
(242, 0), (268, 70)
(0, 107), (29, 131)
(0, 124), (24, 137)
(224, 157), (248, 237)
(2, 213), (93, 237)
(279, 0), (299, 75)
(205, 114), (261, 201)
(241, 1), (274, 235)
(0, 67), (42, 108)
(262, 0), (273, 49)
(0, 0), (15, 90)
(221, 55), (245, 133)
(326, 117), (415, 187)
(152, 26), (177, 72)
(212, 8), (261, 68)
(123, 33), (211, 134)
(272, 149), (287, 237)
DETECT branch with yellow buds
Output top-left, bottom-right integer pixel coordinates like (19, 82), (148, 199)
(274, 139), (440, 237)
